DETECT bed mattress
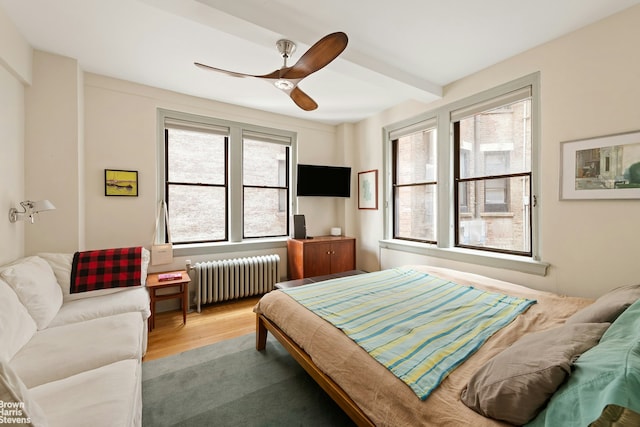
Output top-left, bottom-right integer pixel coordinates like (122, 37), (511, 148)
(254, 265), (592, 426)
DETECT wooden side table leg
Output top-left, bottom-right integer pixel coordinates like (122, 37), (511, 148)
(182, 283), (188, 325)
(149, 290), (155, 332)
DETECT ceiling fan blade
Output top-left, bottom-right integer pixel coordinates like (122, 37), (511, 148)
(289, 86), (318, 111)
(282, 32), (348, 80)
(194, 62), (254, 78)
(195, 62), (283, 79)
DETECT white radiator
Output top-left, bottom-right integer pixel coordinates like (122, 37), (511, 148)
(192, 254), (280, 312)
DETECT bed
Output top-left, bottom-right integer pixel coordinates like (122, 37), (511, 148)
(254, 265), (640, 426)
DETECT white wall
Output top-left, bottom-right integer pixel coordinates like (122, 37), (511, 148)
(25, 51), (83, 254)
(0, 6), (31, 264)
(351, 5), (640, 298)
(0, 65), (25, 265)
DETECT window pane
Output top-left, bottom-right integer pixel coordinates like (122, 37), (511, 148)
(395, 129), (437, 185)
(168, 185), (226, 242)
(244, 188), (287, 237)
(394, 184), (436, 241)
(457, 175), (531, 253)
(458, 98), (531, 179)
(167, 128), (226, 184)
(243, 138), (288, 187)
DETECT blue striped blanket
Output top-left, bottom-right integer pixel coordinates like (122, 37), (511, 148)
(282, 268), (536, 400)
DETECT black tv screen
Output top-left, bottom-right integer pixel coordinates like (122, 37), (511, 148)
(296, 164), (351, 197)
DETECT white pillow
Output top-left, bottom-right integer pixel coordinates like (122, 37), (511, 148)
(0, 279), (37, 361)
(35, 252), (73, 292)
(0, 359), (48, 426)
(39, 248), (150, 302)
(0, 257), (63, 330)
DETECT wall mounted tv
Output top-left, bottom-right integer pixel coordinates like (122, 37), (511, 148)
(296, 164), (351, 197)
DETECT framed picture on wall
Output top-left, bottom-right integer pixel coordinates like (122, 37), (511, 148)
(560, 130), (640, 200)
(358, 169), (378, 209)
(105, 169), (138, 197)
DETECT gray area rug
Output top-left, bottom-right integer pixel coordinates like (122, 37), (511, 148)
(142, 333), (356, 426)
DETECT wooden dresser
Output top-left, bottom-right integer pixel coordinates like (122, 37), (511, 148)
(287, 235), (356, 279)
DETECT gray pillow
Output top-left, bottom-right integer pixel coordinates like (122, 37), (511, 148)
(566, 284), (640, 324)
(460, 322), (610, 425)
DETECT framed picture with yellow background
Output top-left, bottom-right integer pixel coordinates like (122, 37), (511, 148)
(105, 169), (138, 196)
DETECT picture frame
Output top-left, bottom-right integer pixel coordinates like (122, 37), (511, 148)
(560, 130), (640, 200)
(358, 169), (378, 209)
(105, 169), (138, 197)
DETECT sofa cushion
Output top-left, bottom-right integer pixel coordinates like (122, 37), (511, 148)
(11, 312), (144, 388)
(39, 249), (150, 302)
(30, 359), (141, 427)
(47, 287), (150, 328)
(0, 256), (63, 330)
(0, 359), (48, 427)
(0, 279), (37, 362)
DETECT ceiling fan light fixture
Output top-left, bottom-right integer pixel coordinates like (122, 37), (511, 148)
(274, 79), (295, 90)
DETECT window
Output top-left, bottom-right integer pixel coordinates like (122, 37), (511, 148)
(384, 73), (541, 271)
(165, 123), (228, 244)
(454, 93), (532, 256)
(242, 133), (290, 238)
(392, 126), (437, 242)
(160, 110), (295, 245)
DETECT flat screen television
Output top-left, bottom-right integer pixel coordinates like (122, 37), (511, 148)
(296, 164), (351, 197)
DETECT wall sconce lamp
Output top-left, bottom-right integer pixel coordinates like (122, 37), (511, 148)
(9, 200), (56, 224)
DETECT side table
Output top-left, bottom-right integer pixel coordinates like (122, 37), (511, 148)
(146, 270), (190, 331)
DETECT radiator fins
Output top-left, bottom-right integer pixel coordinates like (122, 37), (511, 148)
(193, 254), (280, 312)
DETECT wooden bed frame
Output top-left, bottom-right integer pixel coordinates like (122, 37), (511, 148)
(256, 313), (374, 427)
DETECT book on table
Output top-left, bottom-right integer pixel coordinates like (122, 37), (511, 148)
(158, 272), (183, 281)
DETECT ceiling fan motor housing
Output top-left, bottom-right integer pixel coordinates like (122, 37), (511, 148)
(276, 39), (296, 59)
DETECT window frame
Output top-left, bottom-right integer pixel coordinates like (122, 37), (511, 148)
(391, 125), (438, 244)
(241, 132), (291, 239)
(164, 127), (229, 244)
(382, 73), (548, 276)
(157, 109), (297, 254)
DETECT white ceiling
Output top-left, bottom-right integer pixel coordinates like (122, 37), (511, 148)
(2, 0), (639, 124)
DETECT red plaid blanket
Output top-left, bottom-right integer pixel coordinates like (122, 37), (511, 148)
(71, 247), (143, 293)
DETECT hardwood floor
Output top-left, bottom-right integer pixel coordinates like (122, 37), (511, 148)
(143, 296), (262, 362)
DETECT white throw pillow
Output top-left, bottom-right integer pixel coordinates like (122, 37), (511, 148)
(0, 359), (48, 426)
(0, 279), (37, 361)
(35, 252), (73, 294)
(0, 257), (63, 330)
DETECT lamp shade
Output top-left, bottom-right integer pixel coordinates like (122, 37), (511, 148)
(31, 199), (56, 213)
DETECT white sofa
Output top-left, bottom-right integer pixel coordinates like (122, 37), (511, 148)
(0, 251), (150, 427)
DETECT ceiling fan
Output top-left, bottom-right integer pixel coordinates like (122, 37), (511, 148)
(195, 32), (348, 111)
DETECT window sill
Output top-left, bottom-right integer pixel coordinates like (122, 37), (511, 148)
(379, 239), (549, 276)
(173, 237), (289, 257)
(460, 212), (515, 219)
